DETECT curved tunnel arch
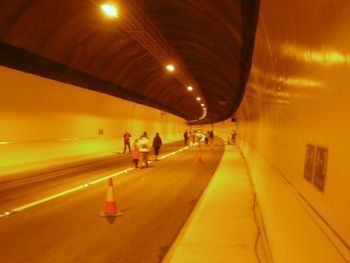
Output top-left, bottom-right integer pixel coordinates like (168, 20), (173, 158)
(0, 0), (260, 123)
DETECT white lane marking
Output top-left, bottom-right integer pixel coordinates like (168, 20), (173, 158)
(0, 141), (14, 145)
(56, 137), (80, 141)
(0, 146), (189, 218)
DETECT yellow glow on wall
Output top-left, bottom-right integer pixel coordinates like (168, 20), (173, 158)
(281, 45), (350, 65)
(251, 68), (321, 88)
(0, 66), (187, 175)
(279, 77), (320, 88)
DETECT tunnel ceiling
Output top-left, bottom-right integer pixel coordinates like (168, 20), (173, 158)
(0, 0), (260, 124)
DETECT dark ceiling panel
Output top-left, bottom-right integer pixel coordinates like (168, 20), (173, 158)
(0, 0), (260, 123)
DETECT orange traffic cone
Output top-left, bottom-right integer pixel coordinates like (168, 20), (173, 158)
(100, 178), (122, 217)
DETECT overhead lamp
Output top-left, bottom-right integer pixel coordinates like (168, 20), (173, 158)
(196, 97), (201, 101)
(201, 103), (205, 107)
(101, 3), (119, 18)
(166, 64), (175, 72)
(187, 86), (193, 91)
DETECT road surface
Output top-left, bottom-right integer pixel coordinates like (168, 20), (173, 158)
(0, 140), (225, 263)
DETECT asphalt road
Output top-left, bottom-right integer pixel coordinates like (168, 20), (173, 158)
(0, 140), (225, 263)
(0, 142), (185, 213)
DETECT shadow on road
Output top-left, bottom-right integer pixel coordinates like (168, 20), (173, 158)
(104, 216), (117, 224)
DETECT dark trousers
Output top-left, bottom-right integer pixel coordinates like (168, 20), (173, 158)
(154, 146), (160, 156)
(124, 141), (131, 153)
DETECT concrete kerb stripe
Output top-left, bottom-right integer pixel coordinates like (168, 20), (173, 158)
(162, 142), (227, 262)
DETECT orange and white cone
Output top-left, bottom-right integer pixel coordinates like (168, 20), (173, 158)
(100, 178), (122, 217)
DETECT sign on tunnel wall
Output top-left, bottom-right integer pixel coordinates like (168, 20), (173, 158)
(304, 144), (328, 191)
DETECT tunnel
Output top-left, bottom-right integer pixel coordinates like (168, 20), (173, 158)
(0, 0), (349, 262)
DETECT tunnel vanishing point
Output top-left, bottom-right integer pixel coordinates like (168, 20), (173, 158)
(0, 1), (350, 263)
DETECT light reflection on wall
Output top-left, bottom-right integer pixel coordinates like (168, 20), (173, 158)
(251, 68), (321, 89)
(246, 69), (321, 106)
(246, 83), (291, 106)
(281, 45), (350, 65)
(277, 77), (320, 88)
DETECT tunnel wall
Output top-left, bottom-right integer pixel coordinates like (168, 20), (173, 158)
(213, 0), (350, 262)
(0, 66), (186, 175)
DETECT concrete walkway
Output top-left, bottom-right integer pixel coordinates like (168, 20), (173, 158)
(163, 145), (266, 263)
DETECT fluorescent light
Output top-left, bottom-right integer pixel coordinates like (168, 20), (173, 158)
(101, 3), (119, 18)
(166, 64), (175, 72)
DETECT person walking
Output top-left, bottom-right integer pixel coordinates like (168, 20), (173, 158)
(231, 130), (237, 144)
(152, 133), (163, 161)
(205, 130), (209, 145)
(132, 139), (139, 168)
(209, 130), (214, 149)
(191, 130), (196, 146)
(138, 132), (150, 168)
(123, 131), (132, 154)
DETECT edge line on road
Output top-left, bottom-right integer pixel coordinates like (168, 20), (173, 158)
(0, 146), (189, 219)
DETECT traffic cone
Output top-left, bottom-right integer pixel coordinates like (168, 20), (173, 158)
(100, 178), (122, 217)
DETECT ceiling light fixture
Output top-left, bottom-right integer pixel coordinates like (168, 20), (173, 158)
(196, 97), (201, 101)
(101, 3), (119, 18)
(187, 86), (193, 91)
(166, 64), (175, 72)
